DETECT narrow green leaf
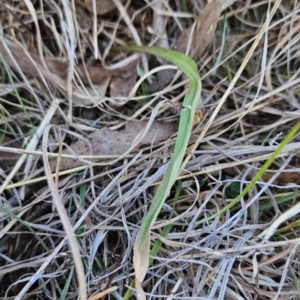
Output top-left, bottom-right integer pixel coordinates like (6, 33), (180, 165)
(60, 266), (74, 300)
(114, 45), (201, 285)
(196, 121), (300, 225)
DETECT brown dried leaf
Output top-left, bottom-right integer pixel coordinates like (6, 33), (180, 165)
(146, 0), (176, 93)
(225, 165), (300, 185)
(110, 73), (137, 105)
(176, 0), (237, 59)
(127, 6), (152, 27)
(262, 169), (300, 184)
(0, 40), (136, 98)
(73, 78), (111, 106)
(84, 0), (125, 15)
(49, 121), (177, 171)
(147, 69), (176, 94)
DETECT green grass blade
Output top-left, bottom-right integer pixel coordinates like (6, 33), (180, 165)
(122, 181), (182, 300)
(60, 266), (74, 300)
(196, 121), (300, 225)
(0, 204), (49, 251)
(114, 45), (201, 285)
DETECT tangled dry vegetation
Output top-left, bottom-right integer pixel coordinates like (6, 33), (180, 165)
(1, 0), (300, 299)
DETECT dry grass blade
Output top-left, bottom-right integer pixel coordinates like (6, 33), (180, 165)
(177, 0), (238, 58)
(0, 99), (60, 196)
(42, 125), (87, 300)
(182, 0), (283, 168)
(87, 286), (118, 300)
(112, 0), (149, 73)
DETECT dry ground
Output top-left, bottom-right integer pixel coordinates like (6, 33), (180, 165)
(1, 0), (300, 299)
